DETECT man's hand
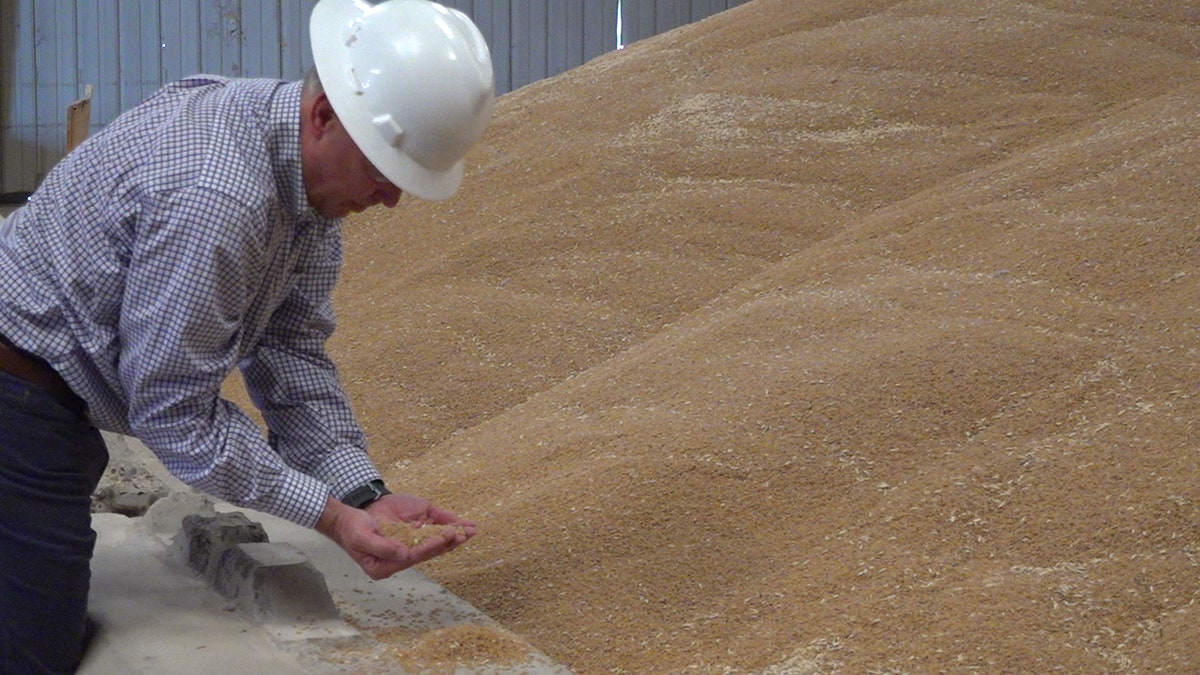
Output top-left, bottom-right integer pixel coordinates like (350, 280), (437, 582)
(314, 494), (476, 580)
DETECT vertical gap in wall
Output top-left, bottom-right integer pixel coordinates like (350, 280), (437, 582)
(616, 0), (624, 49)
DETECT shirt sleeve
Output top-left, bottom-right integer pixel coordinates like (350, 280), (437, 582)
(239, 216), (382, 502)
(118, 186), (334, 527)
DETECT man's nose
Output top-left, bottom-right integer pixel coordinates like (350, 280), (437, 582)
(376, 183), (403, 209)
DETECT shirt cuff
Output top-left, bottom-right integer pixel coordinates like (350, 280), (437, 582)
(267, 469), (335, 528)
(312, 445), (383, 502)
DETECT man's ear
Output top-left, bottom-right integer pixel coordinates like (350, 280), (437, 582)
(308, 93), (339, 138)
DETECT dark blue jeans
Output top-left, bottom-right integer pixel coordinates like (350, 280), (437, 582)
(0, 370), (108, 674)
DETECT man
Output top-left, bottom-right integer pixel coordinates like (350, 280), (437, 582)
(0, 0), (495, 671)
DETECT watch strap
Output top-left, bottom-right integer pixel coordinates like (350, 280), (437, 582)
(342, 479), (392, 509)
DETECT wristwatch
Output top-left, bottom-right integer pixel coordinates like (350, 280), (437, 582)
(342, 479), (392, 509)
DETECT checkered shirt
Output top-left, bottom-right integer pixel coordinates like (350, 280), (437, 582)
(0, 76), (381, 527)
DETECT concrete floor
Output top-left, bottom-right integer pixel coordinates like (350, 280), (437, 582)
(78, 434), (572, 674)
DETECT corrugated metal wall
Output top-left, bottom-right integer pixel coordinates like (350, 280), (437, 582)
(0, 0), (749, 195)
(0, 0), (321, 195)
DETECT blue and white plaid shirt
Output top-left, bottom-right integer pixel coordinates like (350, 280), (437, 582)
(0, 76), (380, 527)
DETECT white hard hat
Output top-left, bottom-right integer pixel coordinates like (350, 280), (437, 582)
(310, 0), (495, 200)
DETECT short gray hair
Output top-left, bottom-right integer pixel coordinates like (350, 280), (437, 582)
(302, 66), (324, 97)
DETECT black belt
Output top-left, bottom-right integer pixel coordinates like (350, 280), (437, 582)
(0, 334), (85, 413)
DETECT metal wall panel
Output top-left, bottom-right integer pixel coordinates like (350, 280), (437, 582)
(1, 0), (745, 195)
(440, 0), (617, 96)
(0, 0), (318, 194)
(621, 0), (752, 45)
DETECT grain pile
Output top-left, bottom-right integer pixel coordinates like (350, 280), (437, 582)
(325, 1), (1200, 671)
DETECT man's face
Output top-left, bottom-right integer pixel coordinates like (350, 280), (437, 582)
(302, 94), (403, 219)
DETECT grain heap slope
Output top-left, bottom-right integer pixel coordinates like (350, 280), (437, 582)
(328, 1), (1200, 672)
